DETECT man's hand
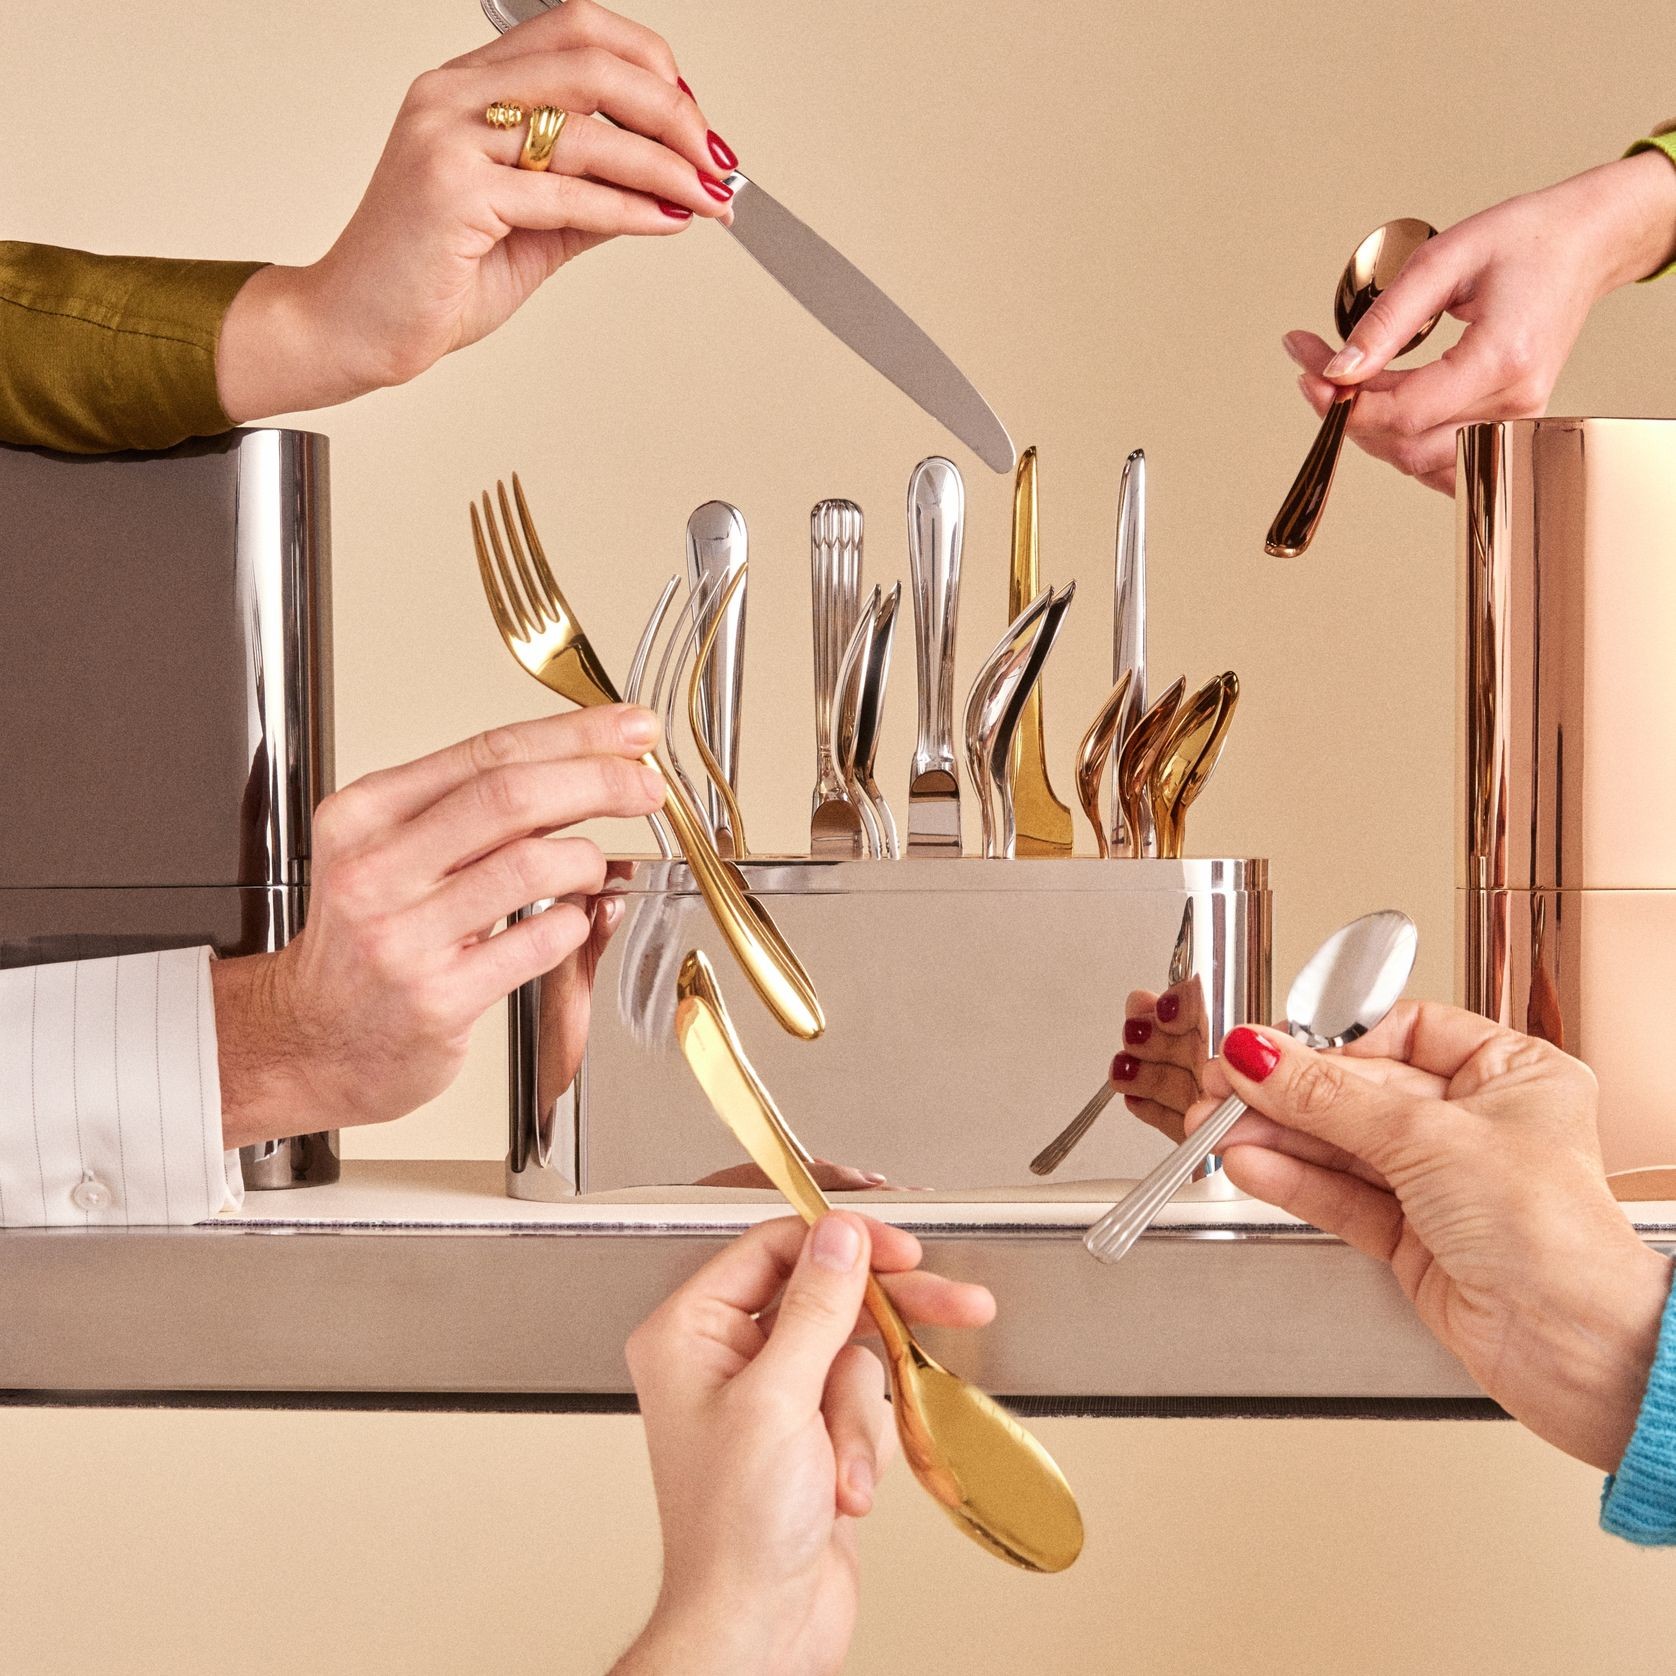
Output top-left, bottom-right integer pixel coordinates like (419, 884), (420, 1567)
(217, 1), (739, 420)
(1196, 1005), (1673, 1471)
(212, 705), (663, 1146)
(613, 1214), (995, 1676)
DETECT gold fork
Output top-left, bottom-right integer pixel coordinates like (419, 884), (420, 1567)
(471, 475), (823, 1040)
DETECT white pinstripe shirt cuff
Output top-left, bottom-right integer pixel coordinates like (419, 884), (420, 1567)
(0, 946), (243, 1227)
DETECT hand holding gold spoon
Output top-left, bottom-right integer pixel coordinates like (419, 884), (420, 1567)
(1265, 219), (1439, 557)
(675, 949), (1084, 1573)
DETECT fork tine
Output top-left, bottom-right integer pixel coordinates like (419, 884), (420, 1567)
(495, 480), (552, 627)
(480, 490), (536, 639)
(511, 471), (568, 616)
(471, 501), (523, 646)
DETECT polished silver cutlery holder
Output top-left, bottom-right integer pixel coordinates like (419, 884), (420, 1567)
(0, 428), (337, 1189)
(508, 857), (1270, 1200)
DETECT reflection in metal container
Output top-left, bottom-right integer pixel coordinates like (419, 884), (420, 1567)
(507, 857), (1270, 1201)
(1459, 418), (1676, 1179)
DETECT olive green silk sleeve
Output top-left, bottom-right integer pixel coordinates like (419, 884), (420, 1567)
(1625, 121), (1676, 282)
(0, 243), (267, 454)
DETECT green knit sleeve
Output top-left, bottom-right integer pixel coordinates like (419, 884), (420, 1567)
(1624, 121), (1676, 282)
(0, 243), (267, 454)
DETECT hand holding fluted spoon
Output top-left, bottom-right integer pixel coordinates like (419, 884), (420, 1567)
(1265, 219), (1439, 557)
(1085, 910), (1419, 1264)
(675, 949), (1084, 1572)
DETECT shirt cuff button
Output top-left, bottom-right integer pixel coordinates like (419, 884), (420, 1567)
(70, 1176), (114, 1213)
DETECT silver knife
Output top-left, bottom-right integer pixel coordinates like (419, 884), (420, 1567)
(479, 0), (1015, 474)
(1109, 449), (1149, 854)
(684, 501), (748, 857)
(905, 457), (963, 854)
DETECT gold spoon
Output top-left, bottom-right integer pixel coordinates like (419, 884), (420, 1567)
(688, 564), (751, 859)
(1114, 676), (1185, 857)
(675, 949), (1084, 1574)
(1073, 671), (1133, 859)
(1149, 672), (1239, 859)
(1264, 218), (1440, 557)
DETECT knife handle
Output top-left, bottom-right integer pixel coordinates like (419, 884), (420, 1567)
(685, 502), (749, 843)
(907, 457), (964, 777)
(811, 500), (862, 802)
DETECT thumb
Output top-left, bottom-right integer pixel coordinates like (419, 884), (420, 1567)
(1220, 1025), (1408, 1171)
(1323, 236), (1456, 384)
(750, 1213), (873, 1409)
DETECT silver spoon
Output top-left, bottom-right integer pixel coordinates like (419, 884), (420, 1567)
(1084, 909), (1418, 1264)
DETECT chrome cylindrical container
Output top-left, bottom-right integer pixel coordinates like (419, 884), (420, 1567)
(507, 856), (1271, 1201)
(1459, 418), (1676, 1179)
(0, 428), (337, 1188)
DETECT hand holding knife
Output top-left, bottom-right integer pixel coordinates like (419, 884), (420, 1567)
(480, 0), (1015, 473)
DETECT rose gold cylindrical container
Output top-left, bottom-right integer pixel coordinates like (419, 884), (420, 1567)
(1459, 418), (1676, 1183)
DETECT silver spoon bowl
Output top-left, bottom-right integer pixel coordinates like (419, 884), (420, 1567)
(1083, 909), (1418, 1263)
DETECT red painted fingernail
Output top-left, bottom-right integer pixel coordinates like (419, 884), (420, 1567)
(697, 170), (733, 202)
(657, 200), (693, 220)
(706, 130), (738, 171)
(1124, 1018), (1153, 1047)
(1223, 1027), (1281, 1083)
(1156, 994), (1180, 1024)
(677, 76), (695, 99)
(1110, 1052), (1140, 1084)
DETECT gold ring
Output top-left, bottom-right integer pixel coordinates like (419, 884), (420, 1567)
(485, 100), (526, 130)
(518, 105), (567, 172)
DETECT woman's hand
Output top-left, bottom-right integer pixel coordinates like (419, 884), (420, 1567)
(1114, 978), (1210, 1144)
(1193, 1004), (1673, 1472)
(217, 1), (737, 421)
(615, 1214), (996, 1676)
(212, 705), (663, 1145)
(1283, 151), (1676, 494)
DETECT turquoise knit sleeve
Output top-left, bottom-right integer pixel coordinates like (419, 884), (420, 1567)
(1601, 1262), (1676, 1544)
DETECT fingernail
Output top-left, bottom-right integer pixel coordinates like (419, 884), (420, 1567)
(1223, 1026), (1281, 1083)
(862, 1171), (888, 1186)
(621, 706), (659, 745)
(706, 130), (738, 171)
(1281, 333), (1309, 368)
(1323, 345), (1363, 378)
(677, 76), (695, 99)
(698, 169), (733, 202)
(811, 1214), (861, 1272)
(846, 1453), (876, 1504)
(1156, 994), (1180, 1024)
(640, 764), (666, 800)
(657, 200), (693, 221)
(1110, 1052), (1140, 1084)
(1124, 1018), (1153, 1047)
(598, 896), (624, 932)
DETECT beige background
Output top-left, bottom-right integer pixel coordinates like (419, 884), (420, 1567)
(6, 0), (1676, 1670)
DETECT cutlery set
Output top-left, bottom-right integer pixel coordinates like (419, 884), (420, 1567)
(471, 473), (1084, 1572)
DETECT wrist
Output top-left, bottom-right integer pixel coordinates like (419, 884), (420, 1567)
(216, 262), (377, 423)
(211, 946), (345, 1148)
(1512, 1233), (1672, 1472)
(1582, 153), (1676, 293)
(615, 1600), (786, 1676)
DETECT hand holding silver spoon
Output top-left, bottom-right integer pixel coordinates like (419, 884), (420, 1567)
(1085, 910), (1419, 1263)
